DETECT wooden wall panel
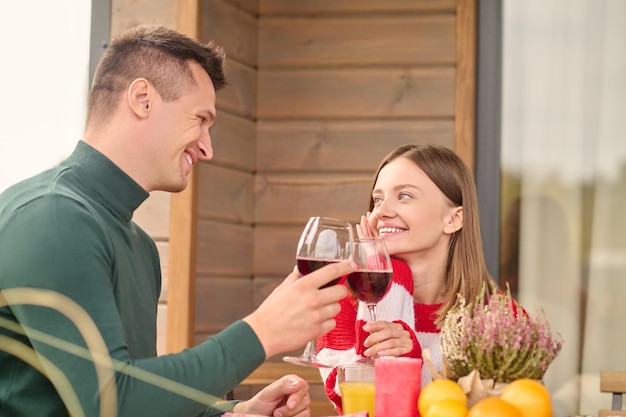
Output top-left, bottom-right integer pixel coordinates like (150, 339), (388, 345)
(195, 276), (253, 334)
(210, 111), (256, 171)
(259, 0), (456, 15)
(255, 174), (371, 225)
(259, 15), (454, 68)
(200, 0), (258, 119)
(111, 0), (176, 35)
(253, 225), (304, 276)
(257, 120), (453, 172)
(249, 4), (468, 410)
(215, 60), (257, 119)
(186, 1), (476, 414)
(225, 0), (258, 15)
(197, 163), (254, 223)
(133, 191), (171, 240)
(258, 68), (454, 119)
(200, 0), (257, 67)
(196, 219), (253, 276)
(196, 0), (258, 354)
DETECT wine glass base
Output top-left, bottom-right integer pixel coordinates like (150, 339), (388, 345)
(283, 355), (333, 368)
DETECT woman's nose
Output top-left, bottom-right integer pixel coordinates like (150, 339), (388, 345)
(374, 199), (395, 218)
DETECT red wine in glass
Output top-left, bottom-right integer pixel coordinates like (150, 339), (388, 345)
(283, 216), (354, 368)
(297, 258), (343, 288)
(346, 270), (392, 303)
(349, 237), (393, 365)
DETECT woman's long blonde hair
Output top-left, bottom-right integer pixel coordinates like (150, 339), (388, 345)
(368, 144), (498, 327)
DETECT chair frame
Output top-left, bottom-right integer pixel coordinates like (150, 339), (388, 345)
(599, 371), (626, 417)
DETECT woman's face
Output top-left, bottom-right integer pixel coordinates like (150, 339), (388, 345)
(369, 157), (461, 262)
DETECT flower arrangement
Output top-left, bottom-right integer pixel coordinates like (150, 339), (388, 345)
(440, 289), (563, 384)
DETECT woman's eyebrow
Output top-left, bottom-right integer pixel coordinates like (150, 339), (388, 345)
(372, 183), (420, 194)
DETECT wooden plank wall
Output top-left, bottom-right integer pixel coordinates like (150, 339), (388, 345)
(253, 0), (457, 336)
(193, 0), (258, 342)
(112, 0), (475, 415)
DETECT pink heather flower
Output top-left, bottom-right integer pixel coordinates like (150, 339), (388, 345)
(441, 288), (563, 383)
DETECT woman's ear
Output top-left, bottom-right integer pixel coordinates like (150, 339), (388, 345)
(444, 206), (463, 234)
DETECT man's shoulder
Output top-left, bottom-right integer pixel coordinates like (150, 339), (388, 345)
(0, 167), (97, 228)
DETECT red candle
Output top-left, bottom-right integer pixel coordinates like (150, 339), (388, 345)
(374, 357), (422, 417)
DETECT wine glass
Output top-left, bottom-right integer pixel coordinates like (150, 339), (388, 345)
(346, 237), (393, 365)
(283, 216), (354, 368)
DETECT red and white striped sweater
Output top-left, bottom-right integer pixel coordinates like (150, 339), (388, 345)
(316, 258), (443, 414)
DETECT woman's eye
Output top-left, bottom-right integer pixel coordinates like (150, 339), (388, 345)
(399, 192), (411, 200)
(372, 196), (383, 205)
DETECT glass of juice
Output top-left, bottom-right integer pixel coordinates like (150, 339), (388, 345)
(338, 364), (375, 416)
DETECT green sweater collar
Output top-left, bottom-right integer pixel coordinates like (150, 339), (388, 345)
(64, 141), (149, 221)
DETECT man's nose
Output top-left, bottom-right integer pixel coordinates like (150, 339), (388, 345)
(197, 131), (213, 160)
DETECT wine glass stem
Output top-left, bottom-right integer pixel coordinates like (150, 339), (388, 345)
(367, 304), (377, 322)
(302, 339), (317, 359)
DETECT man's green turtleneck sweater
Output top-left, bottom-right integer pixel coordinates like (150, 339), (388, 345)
(0, 141), (264, 417)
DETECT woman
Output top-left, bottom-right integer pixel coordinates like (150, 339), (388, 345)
(317, 144), (499, 413)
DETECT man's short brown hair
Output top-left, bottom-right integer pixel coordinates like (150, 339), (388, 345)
(87, 25), (226, 125)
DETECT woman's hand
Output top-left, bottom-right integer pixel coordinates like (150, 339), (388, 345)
(362, 320), (413, 358)
(232, 375), (311, 417)
(356, 212), (376, 239)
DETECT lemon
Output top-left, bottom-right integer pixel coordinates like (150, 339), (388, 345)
(500, 378), (552, 417)
(418, 379), (467, 416)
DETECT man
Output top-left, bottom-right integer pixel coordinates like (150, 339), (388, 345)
(0, 25), (353, 417)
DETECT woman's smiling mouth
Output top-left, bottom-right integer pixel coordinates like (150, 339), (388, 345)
(379, 227), (406, 234)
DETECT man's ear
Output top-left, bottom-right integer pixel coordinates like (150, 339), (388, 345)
(444, 206), (463, 235)
(128, 78), (151, 118)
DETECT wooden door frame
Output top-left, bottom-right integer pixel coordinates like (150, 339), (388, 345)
(455, 0), (477, 173)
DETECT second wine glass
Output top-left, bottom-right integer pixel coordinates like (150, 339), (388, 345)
(346, 237), (393, 365)
(283, 216), (354, 368)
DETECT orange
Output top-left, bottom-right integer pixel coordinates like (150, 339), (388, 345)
(500, 378), (552, 417)
(424, 398), (468, 417)
(468, 397), (522, 417)
(418, 379), (467, 416)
